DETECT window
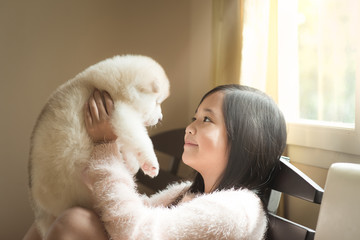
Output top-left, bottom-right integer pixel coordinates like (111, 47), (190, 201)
(277, 0), (360, 155)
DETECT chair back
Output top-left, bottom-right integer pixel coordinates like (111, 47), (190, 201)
(267, 157), (324, 240)
(314, 162), (360, 240)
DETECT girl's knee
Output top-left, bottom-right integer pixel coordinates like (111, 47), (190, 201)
(46, 207), (107, 240)
(61, 207), (98, 224)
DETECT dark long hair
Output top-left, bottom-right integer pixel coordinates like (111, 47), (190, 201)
(188, 84), (287, 201)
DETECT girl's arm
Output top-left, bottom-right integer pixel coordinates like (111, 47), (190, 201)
(84, 155), (267, 240)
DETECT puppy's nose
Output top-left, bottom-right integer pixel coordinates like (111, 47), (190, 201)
(158, 114), (163, 122)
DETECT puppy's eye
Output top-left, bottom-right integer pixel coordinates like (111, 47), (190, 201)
(191, 117), (196, 122)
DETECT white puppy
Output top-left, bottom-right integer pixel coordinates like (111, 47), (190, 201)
(28, 55), (170, 237)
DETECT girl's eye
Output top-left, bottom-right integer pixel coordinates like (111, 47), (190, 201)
(191, 116), (212, 123)
(203, 116), (211, 122)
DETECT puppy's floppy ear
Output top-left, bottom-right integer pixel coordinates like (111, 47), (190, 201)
(151, 81), (160, 93)
(136, 79), (160, 94)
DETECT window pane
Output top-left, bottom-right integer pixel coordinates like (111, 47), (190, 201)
(298, 0), (358, 124)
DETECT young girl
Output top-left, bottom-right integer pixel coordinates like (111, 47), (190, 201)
(24, 84), (287, 240)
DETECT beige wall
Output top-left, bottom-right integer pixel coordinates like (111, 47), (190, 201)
(0, 1), (212, 238)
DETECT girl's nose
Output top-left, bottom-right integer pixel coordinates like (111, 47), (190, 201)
(185, 122), (196, 135)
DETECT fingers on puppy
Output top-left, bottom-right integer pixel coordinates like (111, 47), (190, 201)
(85, 89), (114, 126)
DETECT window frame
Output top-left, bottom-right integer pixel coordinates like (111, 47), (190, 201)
(277, 0), (360, 156)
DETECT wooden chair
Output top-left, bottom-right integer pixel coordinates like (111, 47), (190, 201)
(266, 157), (324, 240)
(136, 128), (324, 240)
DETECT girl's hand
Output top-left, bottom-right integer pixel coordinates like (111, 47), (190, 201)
(84, 89), (117, 144)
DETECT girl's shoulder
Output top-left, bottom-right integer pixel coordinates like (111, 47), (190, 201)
(189, 187), (263, 211)
(143, 181), (192, 207)
(204, 188), (261, 203)
(179, 188), (267, 239)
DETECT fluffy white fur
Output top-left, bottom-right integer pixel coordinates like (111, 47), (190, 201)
(28, 55), (169, 237)
(85, 144), (268, 240)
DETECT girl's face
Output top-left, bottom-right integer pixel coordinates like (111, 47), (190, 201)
(182, 91), (229, 183)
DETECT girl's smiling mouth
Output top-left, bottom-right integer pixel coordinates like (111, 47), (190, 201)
(184, 139), (198, 147)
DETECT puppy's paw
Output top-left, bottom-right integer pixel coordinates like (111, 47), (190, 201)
(136, 150), (159, 177)
(141, 163), (159, 178)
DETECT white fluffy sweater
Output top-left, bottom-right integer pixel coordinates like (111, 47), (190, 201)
(85, 144), (268, 240)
